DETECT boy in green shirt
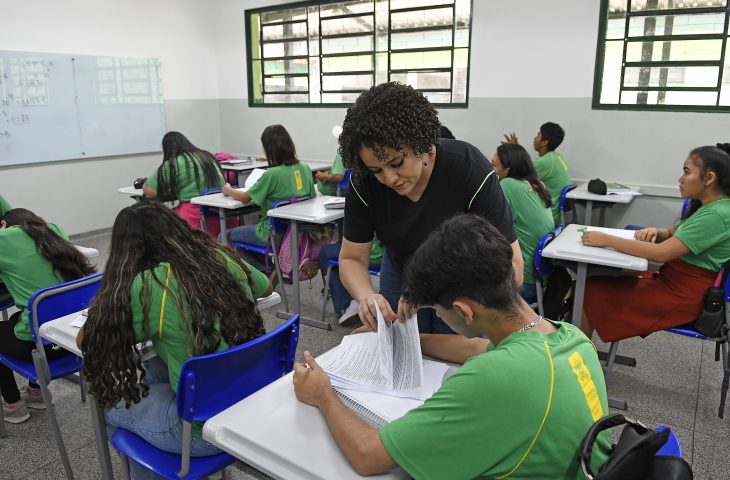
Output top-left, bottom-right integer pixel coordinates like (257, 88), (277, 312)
(293, 214), (610, 479)
(316, 154), (347, 196)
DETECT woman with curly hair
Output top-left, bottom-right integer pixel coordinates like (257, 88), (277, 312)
(79, 202), (271, 480)
(338, 82), (521, 333)
(0, 208), (95, 423)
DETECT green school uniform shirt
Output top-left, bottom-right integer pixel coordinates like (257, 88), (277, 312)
(0, 194), (11, 217)
(499, 178), (555, 285)
(674, 197), (730, 272)
(317, 154), (346, 196)
(0, 223), (68, 341)
(380, 321), (611, 480)
(247, 162), (317, 242)
(146, 153), (225, 201)
(130, 255), (269, 437)
(534, 151), (571, 225)
(369, 237), (384, 266)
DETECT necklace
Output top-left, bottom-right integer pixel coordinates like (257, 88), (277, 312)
(517, 315), (543, 333)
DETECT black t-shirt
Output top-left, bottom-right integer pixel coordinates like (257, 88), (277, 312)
(344, 139), (516, 271)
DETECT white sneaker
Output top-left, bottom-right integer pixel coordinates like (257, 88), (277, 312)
(338, 300), (360, 325)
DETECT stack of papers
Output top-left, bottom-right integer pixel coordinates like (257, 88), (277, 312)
(323, 197), (346, 209)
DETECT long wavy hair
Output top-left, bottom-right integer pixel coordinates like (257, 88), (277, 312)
(81, 202), (265, 409)
(496, 144), (553, 208)
(155, 131), (223, 201)
(261, 124), (299, 167)
(682, 144), (730, 219)
(1, 208), (95, 281)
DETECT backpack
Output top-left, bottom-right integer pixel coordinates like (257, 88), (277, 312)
(278, 224), (334, 281)
(214, 152), (238, 184)
(542, 265), (574, 322)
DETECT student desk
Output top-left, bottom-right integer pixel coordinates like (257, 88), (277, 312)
(189, 190), (259, 244)
(566, 183), (640, 226)
(203, 346), (458, 480)
(221, 158), (333, 186)
(117, 186), (144, 202)
(38, 292), (282, 480)
(268, 196), (344, 330)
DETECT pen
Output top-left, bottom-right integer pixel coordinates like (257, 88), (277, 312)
(577, 226), (587, 233)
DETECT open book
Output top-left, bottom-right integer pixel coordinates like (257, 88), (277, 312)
(319, 302), (449, 427)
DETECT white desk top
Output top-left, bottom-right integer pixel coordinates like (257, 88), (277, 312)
(203, 347), (442, 480)
(267, 196), (345, 224)
(189, 190), (255, 209)
(542, 224), (648, 271)
(118, 186), (143, 196)
(566, 182), (640, 203)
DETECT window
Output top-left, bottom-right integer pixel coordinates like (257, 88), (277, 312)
(245, 0), (472, 107)
(593, 0), (730, 112)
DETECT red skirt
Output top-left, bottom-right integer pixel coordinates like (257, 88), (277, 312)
(174, 202), (239, 239)
(584, 259), (717, 342)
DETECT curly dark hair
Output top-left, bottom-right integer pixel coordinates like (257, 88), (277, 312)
(338, 82), (441, 183)
(81, 202), (265, 409)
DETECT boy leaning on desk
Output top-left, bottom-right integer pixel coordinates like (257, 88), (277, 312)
(293, 214), (611, 479)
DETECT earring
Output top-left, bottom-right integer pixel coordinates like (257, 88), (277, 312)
(423, 161), (429, 167)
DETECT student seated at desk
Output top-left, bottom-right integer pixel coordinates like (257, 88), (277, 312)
(142, 131), (232, 237)
(293, 214), (610, 479)
(315, 153), (346, 196)
(0, 193), (11, 217)
(580, 144), (730, 342)
(504, 122), (571, 225)
(223, 124), (316, 250)
(0, 208), (95, 424)
(79, 202), (271, 480)
(492, 144), (555, 301)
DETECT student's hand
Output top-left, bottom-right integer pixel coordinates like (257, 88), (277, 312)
(501, 133), (519, 145)
(315, 171), (326, 181)
(350, 325), (371, 335)
(581, 231), (611, 247)
(357, 294), (397, 331)
(634, 228), (659, 243)
(222, 183), (234, 197)
(293, 351), (333, 408)
(397, 296), (418, 323)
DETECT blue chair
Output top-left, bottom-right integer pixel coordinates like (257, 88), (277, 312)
(335, 170), (351, 197)
(320, 256), (380, 324)
(533, 225), (564, 317)
(0, 272), (103, 479)
(558, 183), (578, 226)
(111, 314), (301, 480)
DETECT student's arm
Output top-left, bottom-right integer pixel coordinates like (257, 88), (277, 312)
(420, 334), (488, 364)
(222, 183), (251, 203)
(142, 183), (158, 197)
(340, 238), (397, 330)
(316, 171), (344, 183)
(511, 240), (524, 286)
(76, 326), (85, 349)
(634, 227), (675, 244)
(293, 352), (398, 476)
(582, 231), (689, 263)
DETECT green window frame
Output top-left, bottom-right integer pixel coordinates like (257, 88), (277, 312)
(245, 0), (473, 107)
(593, 0), (730, 112)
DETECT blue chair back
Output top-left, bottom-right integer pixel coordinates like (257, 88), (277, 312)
(199, 187), (225, 220)
(176, 314), (300, 423)
(534, 225), (563, 280)
(665, 266), (730, 341)
(558, 184), (577, 214)
(336, 170), (351, 196)
(680, 198), (691, 217)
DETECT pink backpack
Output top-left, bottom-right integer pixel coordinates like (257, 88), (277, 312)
(214, 152), (238, 184)
(278, 224), (334, 281)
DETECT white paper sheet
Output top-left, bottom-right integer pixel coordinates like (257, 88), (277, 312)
(244, 168), (266, 190)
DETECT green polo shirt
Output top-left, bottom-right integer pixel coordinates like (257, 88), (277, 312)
(380, 321), (610, 480)
(247, 162), (317, 241)
(317, 154), (346, 196)
(146, 153), (225, 201)
(0, 194), (11, 217)
(674, 197), (730, 272)
(534, 151), (571, 225)
(0, 223), (68, 341)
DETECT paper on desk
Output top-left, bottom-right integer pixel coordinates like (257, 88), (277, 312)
(586, 226), (637, 240)
(244, 168), (266, 190)
(71, 309), (88, 328)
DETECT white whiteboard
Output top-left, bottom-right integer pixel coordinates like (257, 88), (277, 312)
(0, 51), (165, 166)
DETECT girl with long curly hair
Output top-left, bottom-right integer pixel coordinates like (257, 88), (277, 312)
(79, 202), (271, 480)
(0, 208), (95, 423)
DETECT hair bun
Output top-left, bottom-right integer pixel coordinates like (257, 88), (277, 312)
(716, 142), (730, 156)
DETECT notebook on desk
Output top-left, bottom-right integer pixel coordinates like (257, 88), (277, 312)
(323, 197), (346, 209)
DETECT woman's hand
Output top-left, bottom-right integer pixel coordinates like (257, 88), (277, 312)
(634, 228), (659, 243)
(581, 231), (612, 247)
(397, 296), (418, 323)
(222, 183), (234, 197)
(501, 133), (519, 145)
(357, 293), (397, 331)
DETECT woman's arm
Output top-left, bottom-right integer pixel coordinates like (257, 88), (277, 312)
(142, 183), (157, 198)
(510, 240), (524, 286)
(316, 171), (345, 183)
(582, 231), (689, 263)
(222, 183), (252, 203)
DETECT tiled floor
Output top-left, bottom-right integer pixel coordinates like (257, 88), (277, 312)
(1, 229), (729, 479)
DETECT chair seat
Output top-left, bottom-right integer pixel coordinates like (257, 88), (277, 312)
(665, 324), (709, 340)
(231, 242), (268, 256)
(112, 428), (234, 480)
(0, 352), (82, 384)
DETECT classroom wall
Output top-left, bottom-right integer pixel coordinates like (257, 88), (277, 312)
(0, 0), (223, 234)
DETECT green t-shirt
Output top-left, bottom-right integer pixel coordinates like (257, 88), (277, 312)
(380, 321), (611, 480)
(317, 154), (346, 196)
(0, 194), (11, 217)
(0, 223), (68, 341)
(369, 237), (384, 266)
(674, 197), (730, 272)
(146, 153), (225, 201)
(130, 255), (269, 436)
(534, 151), (571, 225)
(247, 162), (317, 241)
(500, 178), (555, 285)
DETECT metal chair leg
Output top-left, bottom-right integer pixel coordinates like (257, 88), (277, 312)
(0, 395), (7, 437)
(119, 452), (132, 480)
(720, 342), (729, 419)
(1, 309), (8, 321)
(320, 265), (333, 324)
(604, 341), (620, 386)
(79, 374), (87, 403)
(269, 232), (288, 312)
(535, 279), (545, 317)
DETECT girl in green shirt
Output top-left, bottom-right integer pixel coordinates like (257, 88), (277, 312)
(80, 202), (270, 480)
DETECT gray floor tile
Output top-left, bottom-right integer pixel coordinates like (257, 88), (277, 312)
(689, 431), (730, 480)
(21, 440), (123, 480)
(692, 340), (730, 438)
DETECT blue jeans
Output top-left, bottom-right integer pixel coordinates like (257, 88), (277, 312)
(104, 357), (221, 480)
(319, 243), (352, 315)
(520, 283), (538, 302)
(226, 224), (267, 247)
(379, 249), (455, 334)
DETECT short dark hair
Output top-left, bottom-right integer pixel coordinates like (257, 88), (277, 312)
(261, 124), (299, 167)
(403, 214), (520, 311)
(539, 122), (565, 151)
